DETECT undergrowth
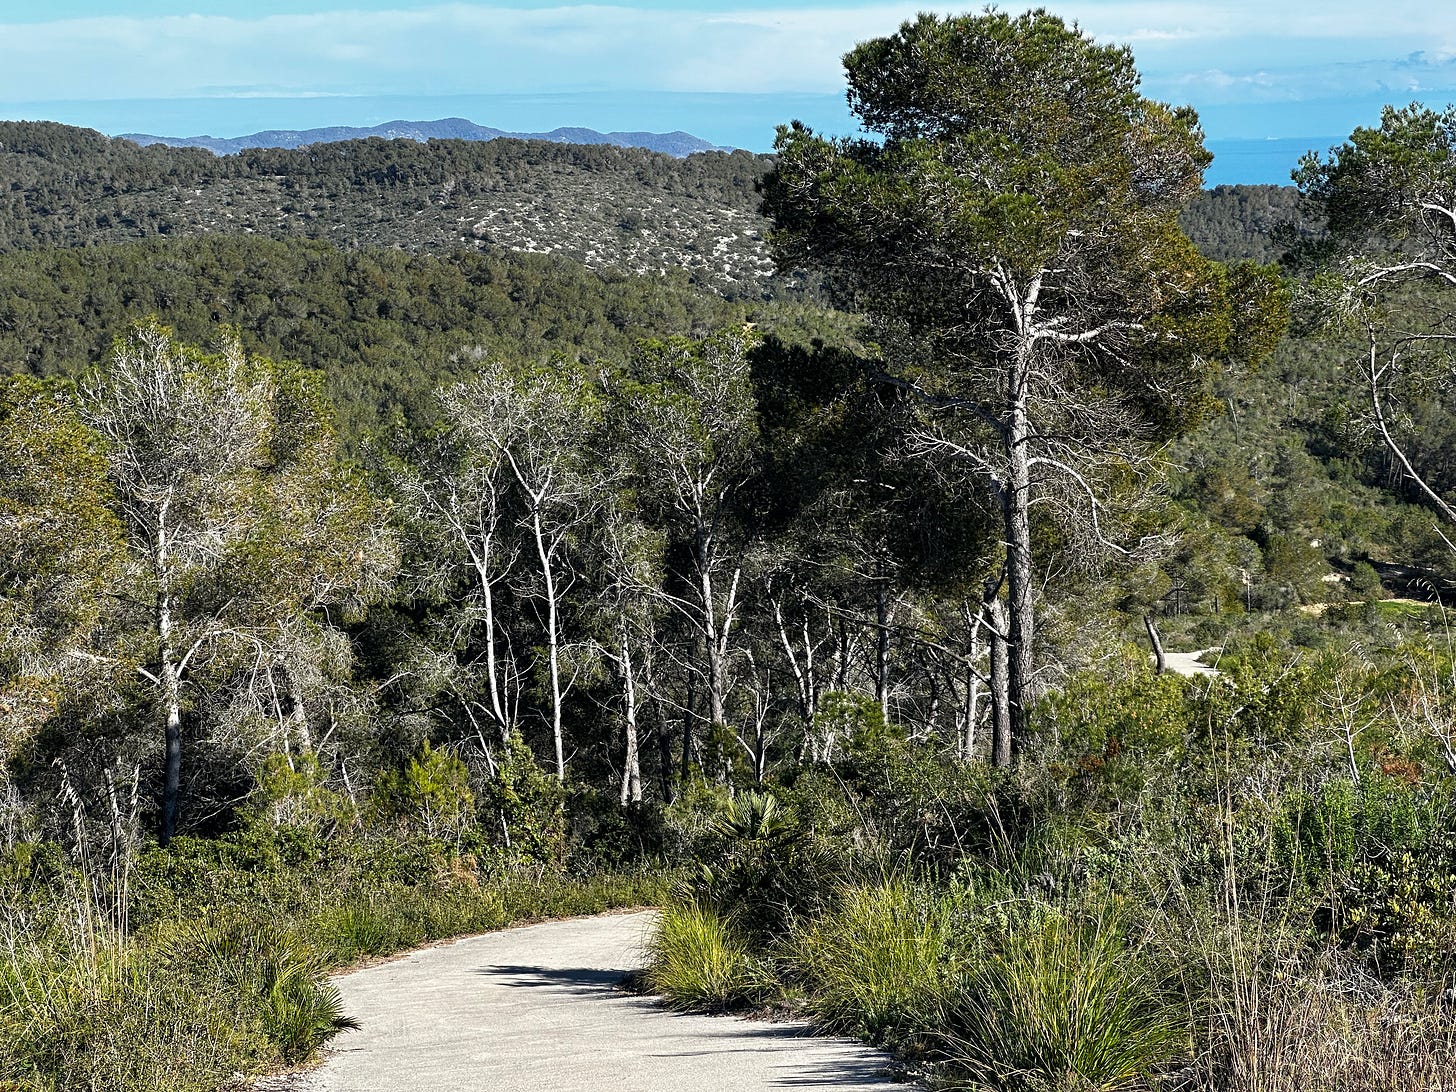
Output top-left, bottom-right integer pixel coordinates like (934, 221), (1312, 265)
(0, 829), (674, 1092)
(641, 650), (1456, 1091)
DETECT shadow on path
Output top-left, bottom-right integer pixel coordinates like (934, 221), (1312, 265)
(477, 963), (630, 997)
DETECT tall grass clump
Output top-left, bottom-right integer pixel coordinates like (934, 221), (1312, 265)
(157, 913), (359, 1065)
(943, 907), (1184, 1092)
(790, 881), (955, 1050)
(2, 928), (271, 1092)
(1198, 952), (1456, 1091)
(643, 899), (769, 1011)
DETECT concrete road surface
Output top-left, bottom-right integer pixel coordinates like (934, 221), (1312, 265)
(292, 910), (915, 1091)
(1162, 648), (1221, 678)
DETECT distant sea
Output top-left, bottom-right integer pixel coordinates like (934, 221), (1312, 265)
(0, 91), (1335, 188)
(1204, 137), (1337, 188)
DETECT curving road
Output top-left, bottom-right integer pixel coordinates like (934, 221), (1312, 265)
(288, 910), (915, 1091)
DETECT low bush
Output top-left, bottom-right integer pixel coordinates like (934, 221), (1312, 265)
(691, 790), (843, 943)
(942, 906), (1184, 1092)
(789, 881), (956, 1051)
(643, 899), (770, 1011)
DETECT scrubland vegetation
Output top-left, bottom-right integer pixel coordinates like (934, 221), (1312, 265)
(9, 7), (1456, 1092)
(645, 639), (1456, 1089)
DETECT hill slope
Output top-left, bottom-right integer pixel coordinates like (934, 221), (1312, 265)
(0, 121), (775, 296)
(0, 121), (1305, 303)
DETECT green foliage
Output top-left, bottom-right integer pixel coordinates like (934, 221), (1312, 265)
(943, 908), (1184, 1092)
(813, 689), (900, 760)
(249, 752), (354, 832)
(1348, 559), (1384, 597)
(1274, 773), (1456, 967)
(372, 740), (476, 843)
(643, 899), (770, 1011)
(0, 236), (754, 442)
(789, 882), (955, 1050)
(0, 375), (126, 762)
(1294, 103), (1456, 247)
(157, 913), (358, 1065)
(690, 791), (842, 943)
(1179, 184), (1314, 264)
(564, 788), (670, 871)
(790, 728), (1005, 875)
(476, 733), (568, 866)
(1039, 659), (1191, 804)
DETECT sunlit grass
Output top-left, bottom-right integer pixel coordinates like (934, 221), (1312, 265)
(643, 899), (770, 1011)
(942, 908), (1184, 1092)
(789, 881), (955, 1050)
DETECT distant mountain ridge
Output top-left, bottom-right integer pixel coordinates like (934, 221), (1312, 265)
(117, 117), (729, 158)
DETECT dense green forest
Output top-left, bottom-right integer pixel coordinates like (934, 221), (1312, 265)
(9, 10), (1456, 1092)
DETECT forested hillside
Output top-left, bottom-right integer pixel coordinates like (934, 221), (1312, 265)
(1, 120), (1301, 296)
(0, 235), (824, 439)
(0, 121), (775, 295)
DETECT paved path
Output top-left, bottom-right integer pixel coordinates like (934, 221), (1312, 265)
(295, 910), (914, 1091)
(1163, 647), (1221, 678)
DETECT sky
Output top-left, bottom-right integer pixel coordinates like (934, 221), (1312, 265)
(3, 1), (1456, 184)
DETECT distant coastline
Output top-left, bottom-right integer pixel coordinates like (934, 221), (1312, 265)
(111, 123), (1327, 186)
(118, 118), (728, 159)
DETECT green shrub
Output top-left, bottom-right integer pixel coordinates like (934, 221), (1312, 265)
(644, 900), (769, 1011)
(248, 751), (355, 832)
(372, 740), (476, 844)
(475, 733), (568, 866)
(790, 881), (955, 1050)
(814, 689), (903, 760)
(565, 786), (669, 870)
(258, 949), (358, 1064)
(0, 913), (357, 1092)
(310, 897), (429, 963)
(156, 913), (358, 1065)
(943, 908), (1184, 1092)
(691, 791), (843, 943)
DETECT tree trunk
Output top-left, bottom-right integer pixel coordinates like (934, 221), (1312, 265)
(530, 508), (566, 780)
(1003, 360), (1037, 758)
(289, 683), (311, 754)
(772, 594), (817, 726)
(652, 693), (675, 803)
(987, 595), (1013, 768)
(1144, 614), (1168, 674)
(159, 612), (183, 847)
(473, 543), (510, 741)
(680, 662), (696, 785)
(617, 618), (642, 806)
(965, 663), (982, 759)
(696, 530), (739, 731)
(875, 578), (892, 718)
(154, 498), (184, 848)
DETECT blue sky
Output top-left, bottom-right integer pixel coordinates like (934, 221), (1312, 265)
(3, 1), (1456, 183)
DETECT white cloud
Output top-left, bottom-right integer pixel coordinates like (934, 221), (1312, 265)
(5, 2), (1456, 109)
(1169, 53), (1456, 104)
(0, 4), (940, 101)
